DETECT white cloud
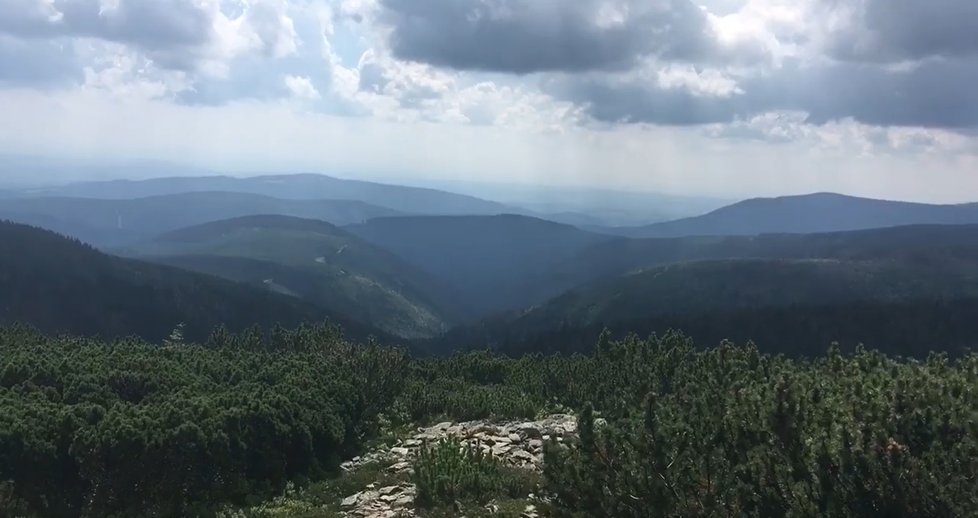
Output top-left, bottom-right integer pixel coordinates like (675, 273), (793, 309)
(655, 64), (743, 97)
(284, 74), (320, 99)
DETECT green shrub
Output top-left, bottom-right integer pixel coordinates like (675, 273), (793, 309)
(413, 439), (538, 508)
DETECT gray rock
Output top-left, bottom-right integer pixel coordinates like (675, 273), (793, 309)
(512, 449), (537, 463)
(392, 494), (413, 507)
(341, 492), (361, 507)
(379, 485), (401, 496)
(388, 461), (411, 473)
(492, 444), (513, 456)
(508, 433), (522, 444)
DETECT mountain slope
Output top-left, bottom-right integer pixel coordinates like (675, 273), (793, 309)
(607, 193), (978, 238)
(22, 173), (518, 216)
(125, 215), (462, 338)
(435, 257), (978, 357)
(550, 223), (978, 286)
(346, 214), (618, 315)
(520, 258), (978, 325)
(0, 191), (402, 247)
(0, 220), (377, 342)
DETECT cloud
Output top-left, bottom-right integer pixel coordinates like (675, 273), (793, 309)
(824, 0), (978, 63)
(551, 54), (978, 129)
(284, 74), (320, 99)
(245, 0), (299, 58)
(0, 0), (214, 70)
(372, 0), (978, 130)
(377, 0), (730, 73)
(1, 0), (977, 139)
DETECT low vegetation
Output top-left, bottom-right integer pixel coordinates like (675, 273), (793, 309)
(413, 438), (539, 509)
(2, 324), (977, 516)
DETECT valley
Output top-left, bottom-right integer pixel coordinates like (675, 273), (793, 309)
(5, 173), (978, 355)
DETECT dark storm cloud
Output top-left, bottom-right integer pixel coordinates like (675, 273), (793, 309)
(0, 0), (214, 70)
(378, 0), (722, 73)
(553, 58), (978, 128)
(826, 0), (978, 63)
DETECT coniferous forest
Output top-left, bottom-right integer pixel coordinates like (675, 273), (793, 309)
(2, 324), (976, 517)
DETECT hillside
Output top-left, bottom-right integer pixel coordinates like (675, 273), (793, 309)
(607, 193), (978, 238)
(0, 191), (402, 247)
(552, 223), (978, 284)
(22, 173), (517, 216)
(0, 220), (375, 342)
(126, 215), (462, 338)
(521, 258), (978, 323)
(346, 214), (618, 315)
(436, 257), (978, 357)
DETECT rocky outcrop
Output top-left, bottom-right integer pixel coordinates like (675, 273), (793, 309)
(340, 484), (416, 518)
(339, 414), (576, 517)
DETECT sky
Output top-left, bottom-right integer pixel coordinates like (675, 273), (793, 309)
(0, 0), (977, 202)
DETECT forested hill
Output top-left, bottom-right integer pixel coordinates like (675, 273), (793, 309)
(433, 254), (978, 358)
(545, 223), (978, 292)
(0, 220), (374, 342)
(127, 214), (463, 338)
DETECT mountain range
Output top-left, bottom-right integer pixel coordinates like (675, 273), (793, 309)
(6, 171), (978, 356)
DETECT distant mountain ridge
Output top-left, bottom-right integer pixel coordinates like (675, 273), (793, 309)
(0, 191), (402, 247)
(605, 193), (978, 238)
(19, 173), (519, 216)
